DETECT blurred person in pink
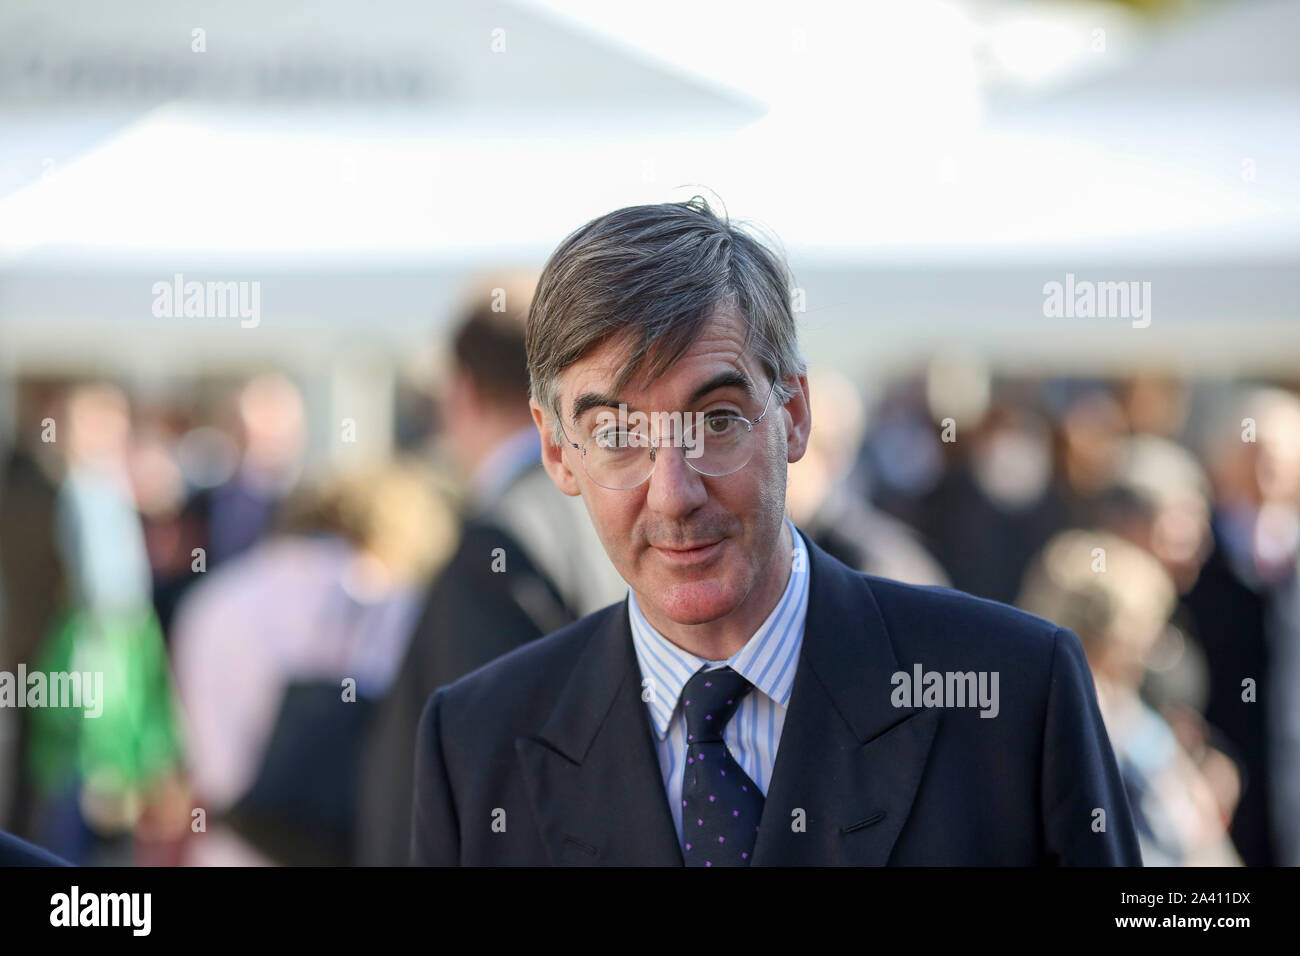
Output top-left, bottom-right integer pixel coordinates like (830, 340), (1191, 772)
(171, 463), (455, 865)
(26, 383), (185, 864)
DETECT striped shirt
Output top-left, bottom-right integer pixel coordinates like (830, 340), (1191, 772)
(627, 518), (810, 847)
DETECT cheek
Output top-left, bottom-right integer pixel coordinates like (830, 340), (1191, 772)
(718, 461), (787, 539)
(753, 439), (789, 511)
(579, 488), (642, 555)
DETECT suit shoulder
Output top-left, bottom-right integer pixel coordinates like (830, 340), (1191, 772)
(432, 600), (623, 714)
(0, 830), (68, 866)
(860, 573), (1062, 662)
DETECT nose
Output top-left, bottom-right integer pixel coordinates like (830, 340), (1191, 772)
(645, 441), (708, 518)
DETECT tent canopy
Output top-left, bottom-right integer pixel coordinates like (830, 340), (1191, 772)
(1, 0), (1296, 374)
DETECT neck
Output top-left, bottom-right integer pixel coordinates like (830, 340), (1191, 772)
(637, 520), (795, 661)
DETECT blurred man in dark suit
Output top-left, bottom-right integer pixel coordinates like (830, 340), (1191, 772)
(0, 381), (66, 839)
(412, 199), (1141, 866)
(357, 274), (623, 865)
(1185, 387), (1300, 866)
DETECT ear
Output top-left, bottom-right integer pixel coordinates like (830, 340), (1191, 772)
(783, 373), (812, 464)
(530, 396), (583, 497)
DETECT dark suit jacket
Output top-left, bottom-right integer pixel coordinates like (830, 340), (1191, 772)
(356, 516), (575, 865)
(1182, 535), (1275, 867)
(412, 526), (1142, 865)
(0, 830), (69, 866)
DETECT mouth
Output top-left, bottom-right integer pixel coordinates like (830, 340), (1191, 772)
(651, 538), (725, 566)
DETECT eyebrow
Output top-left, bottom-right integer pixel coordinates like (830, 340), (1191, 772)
(569, 368), (755, 428)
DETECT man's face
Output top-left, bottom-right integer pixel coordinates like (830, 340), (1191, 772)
(531, 305), (811, 626)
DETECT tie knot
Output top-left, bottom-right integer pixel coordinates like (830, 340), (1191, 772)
(682, 666), (753, 743)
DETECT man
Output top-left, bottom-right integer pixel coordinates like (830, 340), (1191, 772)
(411, 198), (1141, 866)
(358, 274), (623, 865)
(1184, 387), (1300, 866)
(784, 368), (948, 587)
(0, 380), (66, 838)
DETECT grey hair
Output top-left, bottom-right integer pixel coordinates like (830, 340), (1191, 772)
(526, 196), (807, 447)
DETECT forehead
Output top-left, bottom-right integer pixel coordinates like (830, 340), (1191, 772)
(562, 306), (756, 404)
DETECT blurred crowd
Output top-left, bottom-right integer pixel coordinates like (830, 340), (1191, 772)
(1, 276), (1297, 868)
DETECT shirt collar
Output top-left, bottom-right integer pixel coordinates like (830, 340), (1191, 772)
(628, 518), (810, 739)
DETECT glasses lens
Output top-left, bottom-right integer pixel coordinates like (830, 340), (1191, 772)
(577, 399), (768, 489)
(683, 413), (756, 477)
(585, 426), (653, 489)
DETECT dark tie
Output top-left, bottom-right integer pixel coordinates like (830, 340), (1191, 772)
(680, 666), (765, 867)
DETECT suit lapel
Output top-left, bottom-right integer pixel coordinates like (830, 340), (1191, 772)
(515, 599), (683, 865)
(515, 527), (940, 866)
(750, 529), (940, 865)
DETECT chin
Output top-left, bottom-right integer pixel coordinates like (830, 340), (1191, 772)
(652, 577), (742, 626)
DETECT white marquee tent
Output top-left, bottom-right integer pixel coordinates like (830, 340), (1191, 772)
(1, 0), (1296, 385)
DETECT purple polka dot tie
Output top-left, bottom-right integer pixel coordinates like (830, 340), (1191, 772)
(680, 666), (764, 867)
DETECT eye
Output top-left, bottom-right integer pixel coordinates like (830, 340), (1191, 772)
(593, 427), (646, 450)
(704, 412), (742, 434)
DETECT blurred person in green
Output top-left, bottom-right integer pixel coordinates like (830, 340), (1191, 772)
(26, 382), (185, 865)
